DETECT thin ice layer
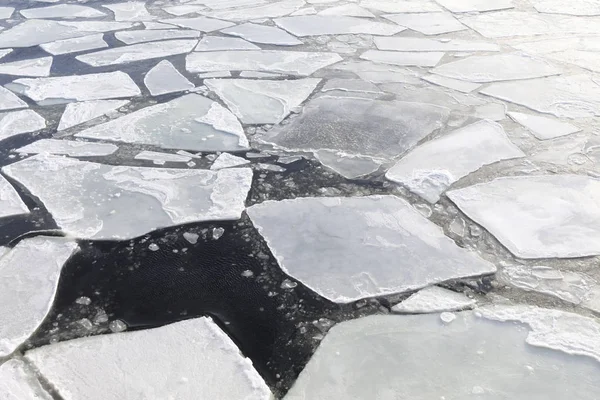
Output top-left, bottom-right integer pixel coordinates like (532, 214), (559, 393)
(247, 195), (495, 303)
(285, 313), (600, 399)
(274, 15), (404, 36)
(115, 29), (201, 45)
(25, 317), (271, 400)
(0, 174), (28, 218)
(0, 57), (53, 77)
(447, 175), (600, 259)
(76, 40), (197, 67)
(16, 139), (118, 157)
(40, 34), (108, 55)
(0, 359), (52, 400)
(508, 111), (580, 140)
(144, 60), (194, 96)
(75, 94), (248, 152)
(2, 154), (253, 240)
(58, 99), (129, 131)
(392, 286), (475, 313)
(0, 237), (78, 357)
(383, 12), (466, 35)
(0, 110), (46, 141)
(221, 23), (302, 46)
(205, 78), (320, 124)
(385, 120), (524, 203)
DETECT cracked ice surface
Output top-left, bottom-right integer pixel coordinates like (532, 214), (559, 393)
(246, 195), (495, 303)
(2, 154), (253, 240)
(0, 359), (52, 400)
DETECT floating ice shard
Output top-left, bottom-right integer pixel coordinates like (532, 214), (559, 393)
(247, 195), (495, 302)
(422, 74), (481, 93)
(0, 57), (52, 78)
(194, 36), (260, 51)
(20, 4), (106, 19)
(135, 150), (192, 164)
(0, 87), (27, 111)
(434, 0), (513, 12)
(198, 71), (232, 78)
(531, 0), (600, 15)
(274, 15), (404, 36)
(186, 50), (342, 76)
(76, 39), (197, 67)
(314, 150), (382, 179)
(221, 23), (302, 46)
(25, 317), (271, 400)
(0, 110), (45, 141)
(0, 359), (52, 400)
(0, 237), (78, 358)
(386, 120), (524, 203)
(374, 36), (500, 52)
(285, 312), (600, 399)
(392, 286), (475, 313)
(0, 174), (28, 218)
(144, 60), (194, 96)
(201, 0), (305, 20)
(447, 175), (600, 259)
(58, 99), (129, 131)
(0, 49), (11, 61)
(16, 139), (118, 157)
(210, 153), (250, 170)
(205, 78), (320, 124)
(75, 94), (248, 152)
(318, 4), (375, 17)
(115, 29), (201, 45)
(40, 34), (108, 55)
(0, 7), (13, 19)
(508, 111), (580, 140)
(159, 16), (235, 32)
(481, 74), (600, 119)
(103, 2), (155, 21)
(3, 155), (253, 240)
(383, 12), (466, 35)
(360, 50), (444, 67)
(360, 0), (442, 12)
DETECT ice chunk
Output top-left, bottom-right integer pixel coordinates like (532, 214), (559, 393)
(16, 139), (118, 157)
(330, 60), (423, 84)
(360, 0), (442, 12)
(186, 50), (342, 76)
(20, 4), (106, 19)
(25, 317), (271, 400)
(374, 36), (500, 52)
(144, 60), (194, 96)
(159, 17), (235, 32)
(531, 0), (600, 15)
(221, 23), (302, 46)
(247, 195), (495, 302)
(315, 150), (382, 179)
(0, 237), (78, 357)
(274, 15), (404, 36)
(360, 50), (443, 67)
(205, 78), (319, 124)
(135, 150), (192, 164)
(447, 175), (600, 258)
(103, 2), (155, 21)
(75, 95), (248, 152)
(393, 286), (475, 313)
(383, 12), (466, 35)
(210, 153), (250, 170)
(58, 99), (129, 131)
(194, 36), (260, 51)
(434, 0), (513, 12)
(0, 7), (14, 19)
(508, 111), (580, 140)
(76, 39), (197, 67)
(0, 86), (27, 111)
(318, 4), (375, 17)
(0, 49), (11, 61)
(162, 5), (204, 16)
(285, 312), (600, 399)
(422, 74), (481, 93)
(200, 0), (305, 21)
(40, 34), (108, 55)
(0, 57), (52, 78)
(0, 359), (52, 400)
(198, 71), (231, 78)
(0, 174), (28, 218)
(0, 110), (45, 141)
(239, 71), (281, 78)
(431, 53), (562, 83)
(6, 72), (140, 105)
(115, 29), (201, 45)
(3, 155), (253, 240)
(386, 120), (524, 203)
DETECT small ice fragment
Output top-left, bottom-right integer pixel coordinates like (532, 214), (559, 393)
(183, 232), (199, 244)
(109, 319), (127, 333)
(440, 312), (456, 324)
(212, 227), (225, 240)
(148, 243), (159, 251)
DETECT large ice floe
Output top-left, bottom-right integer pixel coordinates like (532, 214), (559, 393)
(246, 195), (495, 303)
(24, 317), (271, 400)
(2, 154), (253, 240)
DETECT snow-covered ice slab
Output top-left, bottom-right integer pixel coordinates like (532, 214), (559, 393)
(134, 150), (192, 164)
(274, 15), (404, 36)
(16, 139), (118, 157)
(115, 29), (201, 45)
(76, 40), (197, 67)
(0, 110), (45, 141)
(221, 23), (302, 46)
(0, 174), (28, 218)
(75, 94), (248, 152)
(186, 50), (342, 76)
(40, 34), (108, 55)
(0, 7), (13, 19)
(210, 153), (250, 170)
(386, 120), (524, 203)
(194, 36), (260, 51)
(58, 99), (129, 131)
(0, 87), (27, 111)
(0, 57), (52, 78)
(103, 2), (155, 21)
(205, 78), (320, 124)
(360, 0), (442, 13)
(284, 312), (600, 399)
(201, 0), (305, 20)
(422, 74), (481, 93)
(0, 359), (52, 400)
(431, 53), (562, 83)
(144, 60), (194, 96)
(159, 17), (235, 32)
(3, 154), (253, 240)
(0, 237), (78, 358)
(383, 12), (466, 35)
(25, 317), (271, 400)
(531, 0), (600, 15)
(508, 111), (580, 140)
(20, 4), (106, 19)
(447, 175), (600, 259)
(434, 0), (513, 12)
(481, 74), (600, 118)
(360, 50), (443, 67)
(247, 195), (495, 303)
(374, 36), (500, 52)
(392, 286), (475, 313)
(318, 4), (375, 17)
(6, 72), (139, 106)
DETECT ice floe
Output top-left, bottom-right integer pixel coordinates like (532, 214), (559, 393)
(25, 317), (271, 400)
(221, 23), (302, 46)
(314, 150), (383, 179)
(16, 139), (118, 157)
(422, 74), (482, 93)
(330, 60), (423, 84)
(40, 34), (108, 55)
(247, 195), (495, 302)
(530, 0), (600, 16)
(3, 154), (253, 240)
(360, 50), (444, 67)
(0, 174), (28, 218)
(20, 4), (106, 19)
(115, 29), (201, 45)
(162, 5), (205, 16)
(103, 2), (155, 21)
(360, 0), (442, 13)
(434, 0), (513, 12)
(75, 94), (248, 152)
(201, 0), (305, 20)
(58, 99), (129, 131)
(0, 359), (52, 400)
(508, 111), (580, 140)
(318, 4), (375, 17)
(274, 15), (404, 36)
(321, 78), (382, 94)
(383, 12), (466, 35)
(0, 237), (78, 358)
(392, 286), (475, 313)
(0, 57), (52, 78)
(386, 120), (524, 203)
(144, 60), (194, 96)
(544, 49), (600, 73)
(134, 150), (192, 164)
(374, 36), (500, 52)
(447, 175), (600, 259)
(0, 110), (46, 141)
(205, 78), (320, 124)
(0, 87), (27, 111)
(194, 36), (260, 51)
(0, 7), (14, 19)
(210, 153), (251, 170)
(159, 17), (235, 32)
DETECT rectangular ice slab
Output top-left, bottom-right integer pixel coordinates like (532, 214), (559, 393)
(16, 139), (118, 157)
(386, 120), (524, 203)
(20, 4), (106, 19)
(76, 40), (197, 67)
(3, 154), (253, 240)
(40, 34), (108, 55)
(0, 237), (78, 357)
(0, 174), (28, 218)
(0, 359), (52, 400)
(508, 111), (580, 140)
(58, 99), (129, 131)
(247, 195), (495, 303)
(0, 57), (52, 77)
(274, 15), (404, 36)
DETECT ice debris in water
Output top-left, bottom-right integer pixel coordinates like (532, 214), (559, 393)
(212, 227), (225, 240)
(183, 232), (199, 244)
(440, 311), (456, 324)
(0, 86), (27, 111)
(58, 100), (129, 131)
(158, 16), (235, 32)
(0, 359), (52, 400)
(360, 50), (444, 68)
(103, 2), (155, 21)
(16, 139), (118, 157)
(392, 286), (475, 314)
(108, 319), (127, 333)
(0, 174), (29, 218)
(115, 29), (201, 45)
(144, 60), (194, 96)
(148, 243), (159, 252)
